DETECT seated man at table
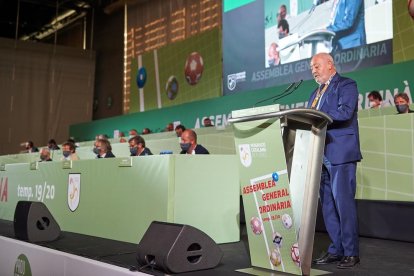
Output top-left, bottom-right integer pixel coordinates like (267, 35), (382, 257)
(94, 139), (115, 158)
(39, 148), (53, 162)
(394, 93), (414, 114)
(61, 141), (80, 161)
(128, 135), (153, 156)
(180, 129), (209, 154)
(175, 124), (186, 137)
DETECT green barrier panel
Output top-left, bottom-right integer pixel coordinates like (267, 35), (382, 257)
(358, 113), (414, 202)
(0, 155), (240, 244)
(358, 105), (414, 118)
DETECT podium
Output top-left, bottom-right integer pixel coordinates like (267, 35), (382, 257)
(229, 105), (332, 275)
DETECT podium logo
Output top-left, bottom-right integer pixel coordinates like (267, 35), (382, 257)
(14, 254), (32, 276)
(239, 144), (252, 167)
(68, 174), (81, 212)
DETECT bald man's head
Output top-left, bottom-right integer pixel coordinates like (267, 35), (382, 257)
(310, 53), (336, 84)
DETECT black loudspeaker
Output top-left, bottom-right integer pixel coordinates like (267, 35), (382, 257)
(136, 221), (223, 274)
(14, 201), (61, 242)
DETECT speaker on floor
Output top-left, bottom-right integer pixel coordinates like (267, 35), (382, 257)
(14, 201), (61, 242)
(136, 221), (223, 274)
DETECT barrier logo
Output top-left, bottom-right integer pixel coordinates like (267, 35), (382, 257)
(239, 144), (252, 167)
(0, 177), (7, 202)
(68, 173), (81, 212)
(14, 254), (32, 276)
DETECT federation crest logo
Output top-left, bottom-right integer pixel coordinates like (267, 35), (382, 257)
(239, 144), (252, 167)
(227, 74), (237, 91)
(227, 71), (246, 91)
(68, 173), (81, 212)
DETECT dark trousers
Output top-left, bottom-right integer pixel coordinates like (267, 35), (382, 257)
(320, 162), (359, 256)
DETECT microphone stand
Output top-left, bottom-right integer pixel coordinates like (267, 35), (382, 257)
(253, 82), (296, 107)
(272, 80), (304, 103)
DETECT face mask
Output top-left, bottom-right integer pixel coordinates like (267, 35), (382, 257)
(93, 147), (100, 155)
(62, 151), (71, 158)
(130, 147), (138, 156)
(129, 135), (135, 139)
(396, 104), (408, 114)
(279, 32), (287, 39)
(180, 142), (191, 152)
(369, 101), (376, 108)
(40, 155), (48, 161)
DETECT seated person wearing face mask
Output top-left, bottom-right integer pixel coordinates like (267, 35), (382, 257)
(128, 135), (153, 156)
(128, 129), (139, 139)
(61, 141), (80, 161)
(94, 139), (115, 158)
(394, 93), (414, 114)
(179, 129), (209, 155)
(367, 91), (383, 109)
(39, 148), (53, 162)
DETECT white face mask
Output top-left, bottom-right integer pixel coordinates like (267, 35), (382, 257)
(369, 101), (376, 108)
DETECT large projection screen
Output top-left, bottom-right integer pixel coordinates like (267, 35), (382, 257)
(222, 0), (393, 95)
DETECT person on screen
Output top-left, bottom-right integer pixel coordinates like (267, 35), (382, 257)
(180, 129), (209, 155)
(277, 19), (289, 39)
(277, 4), (288, 23)
(61, 141), (79, 161)
(268, 43), (281, 67)
(308, 53), (361, 269)
(394, 93), (414, 114)
(367, 91), (383, 109)
(129, 135), (153, 156)
(94, 139), (115, 158)
(175, 124), (186, 137)
(326, 0), (366, 50)
(39, 148), (53, 162)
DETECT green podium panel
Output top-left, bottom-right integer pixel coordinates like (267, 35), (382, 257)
(230, 105), (331, 276)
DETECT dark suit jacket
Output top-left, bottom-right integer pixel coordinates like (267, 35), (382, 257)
(130, 147), (153, 156)
(180, 144), (209, 154)
(98, 151), (116, 158)
(308, 73), (362, 165)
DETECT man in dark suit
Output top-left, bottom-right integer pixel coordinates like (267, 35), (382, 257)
(180, 129), (209, 154)
(308, 53), (361, 269)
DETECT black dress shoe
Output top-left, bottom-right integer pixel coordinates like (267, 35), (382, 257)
(312, 253), (343, 265)
(337, 256), (360, 269)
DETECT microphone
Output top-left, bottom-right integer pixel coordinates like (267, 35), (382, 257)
(253, 82), (296, 107)
(272, 80), (303, 103)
